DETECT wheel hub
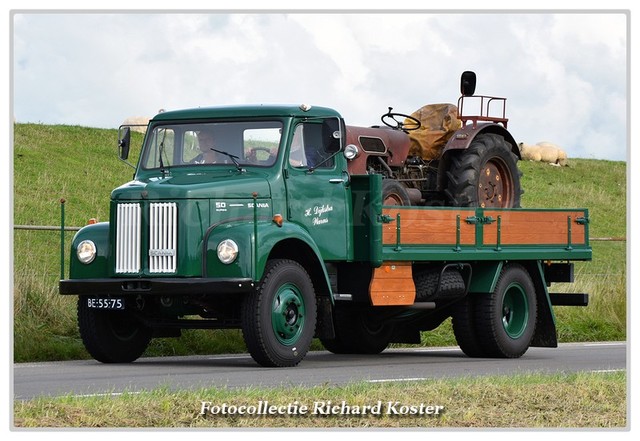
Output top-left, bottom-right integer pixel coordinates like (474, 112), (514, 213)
(384, 194), (403, 205)
(478, 160), (511, 208)
(501, 283), (528, 339)
(284, 304), (298, 325)
(271, 284), (305, 345)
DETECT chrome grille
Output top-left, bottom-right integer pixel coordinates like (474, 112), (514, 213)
(115, 203), (141, 273)
(148, 202), (177, 273)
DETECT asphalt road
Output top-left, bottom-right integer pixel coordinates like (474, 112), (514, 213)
(13, 342), (626, 400)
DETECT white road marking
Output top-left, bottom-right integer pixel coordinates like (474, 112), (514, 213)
(71, 391), (143, 398)
(368, 377), (430, 383)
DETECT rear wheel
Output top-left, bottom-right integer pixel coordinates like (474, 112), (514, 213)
(474, 264), (537, 358)
(321, 307), (394, 354)
(445, 133), (522, 208)
(451, 296), (486, 357)
(77, 297), (152, 363)
(241, 259), (317, 367)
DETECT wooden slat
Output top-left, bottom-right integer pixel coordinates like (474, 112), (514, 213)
(483, 211), (587, 246)
(369, 262), (415, 305)
(382, 208), (476, 246)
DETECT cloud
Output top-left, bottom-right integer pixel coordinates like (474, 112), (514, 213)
(12, 12), (628, 160)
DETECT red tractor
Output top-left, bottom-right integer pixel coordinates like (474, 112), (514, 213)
(344, 71), (522, 208)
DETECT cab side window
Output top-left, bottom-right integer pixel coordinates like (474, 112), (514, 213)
(288, 122), (335, 169)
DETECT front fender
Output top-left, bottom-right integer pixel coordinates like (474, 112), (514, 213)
(67, 222), (111, 279)
(204, 220), (330, 289)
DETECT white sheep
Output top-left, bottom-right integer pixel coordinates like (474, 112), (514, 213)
(518, 142), (542, 162)
(121, 116), (150, 133)
(518, 142), (568, 166)
(536, 141), (568, 166)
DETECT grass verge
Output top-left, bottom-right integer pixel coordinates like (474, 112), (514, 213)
(13, 371), (626, 429)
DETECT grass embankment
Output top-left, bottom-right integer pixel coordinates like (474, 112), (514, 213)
(14, 371), (626, 428)
(13, 123), (627, 362)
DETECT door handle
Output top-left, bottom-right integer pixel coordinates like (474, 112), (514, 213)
(329, 171), (351, 186)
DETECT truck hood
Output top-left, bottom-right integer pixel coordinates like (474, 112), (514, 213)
(111, 170), (272, 201)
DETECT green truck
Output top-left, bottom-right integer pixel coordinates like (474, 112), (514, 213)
(60, 72), (591, 367)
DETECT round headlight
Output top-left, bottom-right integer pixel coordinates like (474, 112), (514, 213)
(343, 144), (360, 160)
(217, 239), (238, 264)
(77, 240), (97, 264)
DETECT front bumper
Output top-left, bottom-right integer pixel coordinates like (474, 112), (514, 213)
(59, 277), (255, 296)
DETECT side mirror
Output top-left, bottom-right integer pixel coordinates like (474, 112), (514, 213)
(322, 118), (342, 153)
(118, 126), (131, 160)
(460, 71), (477, 96)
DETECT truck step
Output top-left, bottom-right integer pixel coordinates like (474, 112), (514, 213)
(549, 293), (589, 306)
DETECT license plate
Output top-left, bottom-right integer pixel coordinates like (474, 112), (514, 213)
(87, 297), (125, 310)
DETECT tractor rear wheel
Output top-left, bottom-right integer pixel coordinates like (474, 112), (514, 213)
(445, 133), (522, 208)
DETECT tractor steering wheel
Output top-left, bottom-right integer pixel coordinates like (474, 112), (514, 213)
(381, 107), (421, 132)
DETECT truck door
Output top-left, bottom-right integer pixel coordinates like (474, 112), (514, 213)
(285, 119), (350, 260)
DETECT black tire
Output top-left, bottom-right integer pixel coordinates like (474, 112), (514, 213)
(445, 133), (522, 208)
(414, 267), (465, 301)
(241, 259), (317, 367)
(382, 179), (411, 206)
(451, 296), (486, 357)
(320, 307), (393, 354)
(77, 297), (152, 363)
(473, 264), (537, 358)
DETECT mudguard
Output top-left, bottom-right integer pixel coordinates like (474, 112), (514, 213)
(204, 219), (333, 296)
(442, 123), (520, 159)
(67, 222), (111, 279)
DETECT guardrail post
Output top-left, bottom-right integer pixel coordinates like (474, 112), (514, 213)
(60, 198), (66, 280)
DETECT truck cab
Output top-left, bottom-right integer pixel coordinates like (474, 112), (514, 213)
(61, 104), (357, 366)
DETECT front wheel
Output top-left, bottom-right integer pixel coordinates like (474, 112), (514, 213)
(77, 297), (152, 363)
(241, 259), (317, 367)
(382, 180), (411, 206)
(474, 264), (537, 358)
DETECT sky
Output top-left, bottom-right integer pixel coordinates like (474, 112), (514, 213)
(10, 10), (629, 161)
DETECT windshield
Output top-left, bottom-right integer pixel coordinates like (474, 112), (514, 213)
(141, 121), (283, 170)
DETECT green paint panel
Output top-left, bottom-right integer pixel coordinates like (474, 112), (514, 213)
(468, 261), (503, 293)
(351, 174), (383, 265)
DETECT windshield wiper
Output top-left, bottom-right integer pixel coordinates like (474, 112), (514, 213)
(158, 130), (170, 176)
(308, 151), (339, 173)
(211, 148), (245, 172)
(158, 142), (171, 176)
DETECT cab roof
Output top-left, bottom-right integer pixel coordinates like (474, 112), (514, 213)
(151, 104), (342, 122)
